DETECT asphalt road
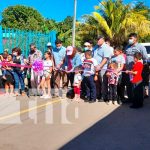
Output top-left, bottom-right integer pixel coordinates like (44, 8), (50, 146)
(0, 95), (150, 150)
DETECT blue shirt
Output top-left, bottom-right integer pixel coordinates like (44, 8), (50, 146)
(63, 53), (82, 69)
(125, 43), (148, 70)
(93, 43), (112, 69)
(52, 46), (66, 66)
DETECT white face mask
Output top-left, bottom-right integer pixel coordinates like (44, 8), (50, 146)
(57, 46), (62, 50)
(128, 39), (134, 45)
(13, 52), (17, 56)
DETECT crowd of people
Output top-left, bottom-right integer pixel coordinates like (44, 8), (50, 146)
(0, 32), (149, 109)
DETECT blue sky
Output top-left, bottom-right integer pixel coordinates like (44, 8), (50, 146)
(0, 0), (150, 22)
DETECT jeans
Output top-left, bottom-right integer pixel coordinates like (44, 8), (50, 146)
(83, 75), (96, 100)
(109, 84), (117, 101)
(132, 81), (144, 106)
(95, 70), (108, 101)
(13, 71), (25, 92)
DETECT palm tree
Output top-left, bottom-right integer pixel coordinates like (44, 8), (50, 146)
(79, 0), (150, 45)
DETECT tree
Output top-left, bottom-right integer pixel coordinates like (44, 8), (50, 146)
(78, 0), (150, 45)
(1, 5), (45, 31)
(56, 16), (73, 46)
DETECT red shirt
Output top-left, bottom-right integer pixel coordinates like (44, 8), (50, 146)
(131, 61), (143, 83)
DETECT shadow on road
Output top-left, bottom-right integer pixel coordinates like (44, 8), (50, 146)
(60, 98), (150, 150)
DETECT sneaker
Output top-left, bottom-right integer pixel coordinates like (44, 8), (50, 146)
(40, 95), (47, 99)
(106, 101), (112, 105)
(44, 95), (52, 99)
(9, 93), (15, 96)
(4, 93), (9, 96)
(114, 101), (120, 106)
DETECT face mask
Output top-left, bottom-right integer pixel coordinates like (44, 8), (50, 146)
(57, 46), (61, 50)
(128, 39), (134, 45)
(84, 47), (89, 51)
(13, 52), (17, 56)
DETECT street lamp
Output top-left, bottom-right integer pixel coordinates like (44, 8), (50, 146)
(72, 0), (77, 47)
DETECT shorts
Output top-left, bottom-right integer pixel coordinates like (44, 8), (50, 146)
(43, 70), (51, 79)
(74, 86), (80, 95)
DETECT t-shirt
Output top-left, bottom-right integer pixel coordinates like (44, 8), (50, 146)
(28, 49), (42, 64)
(93, 43), (112, 69)
(83, 58), (98, 76)
(43, 60), (53, 71)
(125, 43), (148, 70)
(52, 46), (66, 67)
(131, 61), (143, 83)
(111, 54), (126, 69)
(74, 73), (82, 86)
(108, 72), (119, 85)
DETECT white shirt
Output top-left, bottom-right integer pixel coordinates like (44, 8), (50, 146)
(43, 60), (52, 71)
(74, 73), (82, 86)
(83, 58), (98, 76)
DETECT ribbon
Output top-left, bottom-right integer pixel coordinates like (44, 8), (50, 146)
(0, 61), (126, 74)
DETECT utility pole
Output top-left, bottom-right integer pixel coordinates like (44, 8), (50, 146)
(72, 0), (77, 47)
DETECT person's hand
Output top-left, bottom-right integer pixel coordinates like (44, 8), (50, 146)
(56, 64), (61, 70)
(94, 75), (98, 81)
(126, 70), (129, 74)
(95, 65), (101, 71)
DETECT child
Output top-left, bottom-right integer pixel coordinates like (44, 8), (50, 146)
(126, 52), (144, 108)
(106, 62), (119, 105)
(111, 46), (126, 103)
(82, 50), (98, 103)
(40, 51), (53, 99)
(2, 54), (14, 96)
(73, 66), (82, 102)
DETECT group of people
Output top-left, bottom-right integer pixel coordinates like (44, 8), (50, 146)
(0, 32), (149, 109)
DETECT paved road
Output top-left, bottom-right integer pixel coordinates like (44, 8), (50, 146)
(0, 95), (150, 150)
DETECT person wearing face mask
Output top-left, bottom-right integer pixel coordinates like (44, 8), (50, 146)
(125, 33), (148, 102)
(52, 39), (66, 98)
(27, 43), (42, 96)
(64, 46), (82, 88)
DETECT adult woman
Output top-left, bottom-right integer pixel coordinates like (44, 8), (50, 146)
(64, 46), (82, 88)
(13, 47), (25, 96)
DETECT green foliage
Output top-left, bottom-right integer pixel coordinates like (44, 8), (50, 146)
(56, 16), (73, 47)
(78, 0), (150, 46)
(1, 2), (150, 46)
(1, 5), (45, 31)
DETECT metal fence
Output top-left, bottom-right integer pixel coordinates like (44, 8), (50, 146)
(0, 25), (56, 57)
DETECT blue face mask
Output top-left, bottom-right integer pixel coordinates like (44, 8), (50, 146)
(84, 47), (89, 51)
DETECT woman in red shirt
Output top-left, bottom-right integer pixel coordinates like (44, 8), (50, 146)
(126, 52), (144, 108)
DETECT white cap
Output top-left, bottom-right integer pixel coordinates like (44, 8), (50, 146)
(84, 42), (90, 46)
(66, 46), (73, 55)
(47, 42), (52, 46)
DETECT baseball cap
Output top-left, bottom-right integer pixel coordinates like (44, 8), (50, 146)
(66, 46), (73, 55)
(47, 42), (52, 46)
(84, 42), (91, 47)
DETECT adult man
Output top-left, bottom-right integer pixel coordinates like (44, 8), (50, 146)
(93, 36), (112, 103)
(28, 43), (42, 95)
(52, 39), (67, 97)
(125, 33), (148, 101)
(105, 37), (114, 57)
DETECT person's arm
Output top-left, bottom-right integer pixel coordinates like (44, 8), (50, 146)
(99, 58), (108, 69)
(126, 70), (137, 75)
(49, 66), (53, 73)
(140, 45), (148, 60)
